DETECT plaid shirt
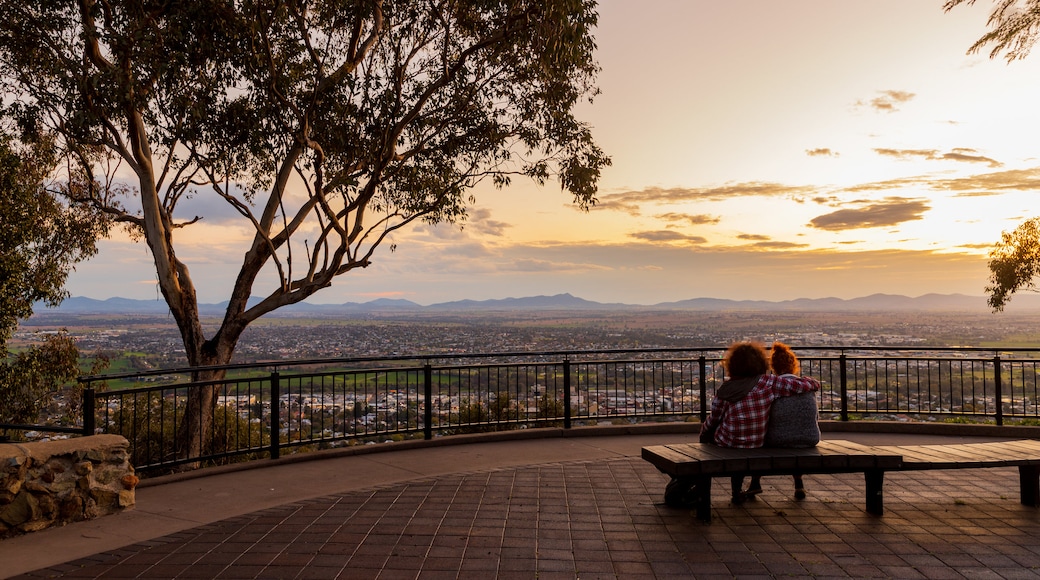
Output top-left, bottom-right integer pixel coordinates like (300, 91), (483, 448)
(701, 374), (821, 448)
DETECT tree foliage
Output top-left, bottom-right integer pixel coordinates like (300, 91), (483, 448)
(0, 0), (608, 458)
(946, 1), (1040, 309)
(0, 135), (108, 350)
(986, 218), (1040, 311)
(0, 132), (108, 428)
(945, 0), (1040, 61)
(0, 333), (79, 426)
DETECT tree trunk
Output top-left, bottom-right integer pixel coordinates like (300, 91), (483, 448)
(174, 339), (237, 469)
(176, 371), (221, 467)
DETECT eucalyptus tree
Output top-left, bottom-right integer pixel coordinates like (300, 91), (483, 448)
(945, 0), (1040, 309)
(0, 0), (608, 458)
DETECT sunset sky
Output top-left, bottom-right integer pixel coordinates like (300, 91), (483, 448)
(65, 0), (1040, 306)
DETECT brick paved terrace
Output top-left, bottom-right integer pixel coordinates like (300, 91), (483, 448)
(3, 426), (1040, 579)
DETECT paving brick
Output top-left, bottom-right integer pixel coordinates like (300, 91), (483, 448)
(11, 459), (1040, 579)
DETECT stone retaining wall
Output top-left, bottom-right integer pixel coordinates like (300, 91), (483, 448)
(0, 434), (136, 539)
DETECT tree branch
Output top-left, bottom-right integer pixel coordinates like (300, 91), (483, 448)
(77, 0), (115, 71)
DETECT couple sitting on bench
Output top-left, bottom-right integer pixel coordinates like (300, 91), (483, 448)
(699, 341), (821, 504)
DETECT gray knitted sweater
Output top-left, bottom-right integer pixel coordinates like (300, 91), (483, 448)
(763, 384), (820, 448)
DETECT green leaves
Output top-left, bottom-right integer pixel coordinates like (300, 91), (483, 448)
(0, 134), (109, 350)
(986, 217), (1040, 311)
(0, 332), (81, 426)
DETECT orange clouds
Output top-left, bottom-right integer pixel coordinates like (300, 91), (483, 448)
(809, 198), (931, 231)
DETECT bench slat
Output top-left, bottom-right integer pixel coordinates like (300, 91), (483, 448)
(990, 440), (1040, 463)
(940, 443), (1027, 465)
(876, 440), (1040, 470)
(641, 445), (700, 476)
(880, 445), (967, 469)
(817, 440), (902, 469)
(939, 442), (1036, 462)
(675, 443), (749, 474)
(815, 440), (874, 454)
(758, 446), (812, 470)
(688, 445), (754, 473)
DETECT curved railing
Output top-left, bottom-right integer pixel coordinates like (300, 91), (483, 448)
(8, 346), (1040, 474)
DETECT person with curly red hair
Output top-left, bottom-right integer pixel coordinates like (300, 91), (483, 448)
(742, 342), (821, 500)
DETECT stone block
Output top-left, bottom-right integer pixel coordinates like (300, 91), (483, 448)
(1, 477), (22, 497)
(59, 495), (83, 520)
(0, 491), (37, 527)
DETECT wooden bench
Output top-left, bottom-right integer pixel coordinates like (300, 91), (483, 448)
(870, 439), (1040, 507)
(641, 438), (1040, 522)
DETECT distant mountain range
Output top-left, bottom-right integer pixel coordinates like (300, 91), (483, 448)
(32, 292), (1040, 316)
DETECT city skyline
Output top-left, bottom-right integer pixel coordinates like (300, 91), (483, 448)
(65, 1), (1040, 306)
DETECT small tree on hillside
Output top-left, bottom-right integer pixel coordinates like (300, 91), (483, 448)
(983, 218), (1040, 311)
(0, 0), (609, 460)
(945, 0), (1040, 310)
(0, 333), (79, 429)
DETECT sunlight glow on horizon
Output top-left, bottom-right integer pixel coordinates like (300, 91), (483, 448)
(63, 0), (1040, 305)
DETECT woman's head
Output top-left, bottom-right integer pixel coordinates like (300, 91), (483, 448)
(722, 341), (769, 379)
(771, 341), (800, 375)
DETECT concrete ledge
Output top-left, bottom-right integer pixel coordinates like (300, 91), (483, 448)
(138, 420), (1040, 489)
(819, 420), (1040, 439)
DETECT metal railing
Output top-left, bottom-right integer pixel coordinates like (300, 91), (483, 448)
(6, 346), (1040, 474)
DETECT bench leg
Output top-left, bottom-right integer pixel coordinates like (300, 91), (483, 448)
(695, 475), (712, 523)
(1020, 465), (1040, 506)
(864, 469), (884, 515)
(664, 477), (694, 508)
(663, 476), (714, 522)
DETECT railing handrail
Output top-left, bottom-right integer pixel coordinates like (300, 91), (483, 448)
(76, 347), (731, 383)
(75, 345), (1040, 384)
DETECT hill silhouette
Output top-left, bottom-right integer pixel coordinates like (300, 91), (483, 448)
(37, 292), (1040, 316)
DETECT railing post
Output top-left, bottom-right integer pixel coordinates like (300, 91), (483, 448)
(698, 355), (708, 423)
(563, 359), (572, 429)
(269, 372), (281, 460)
(82, 385), (95, 435)
(423, 363), (433, 440)
(994, 354), (1003, 427)
(840, 353), (849, 422)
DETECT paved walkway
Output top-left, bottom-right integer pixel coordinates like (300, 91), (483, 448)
(3, 431), (1040, 579)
